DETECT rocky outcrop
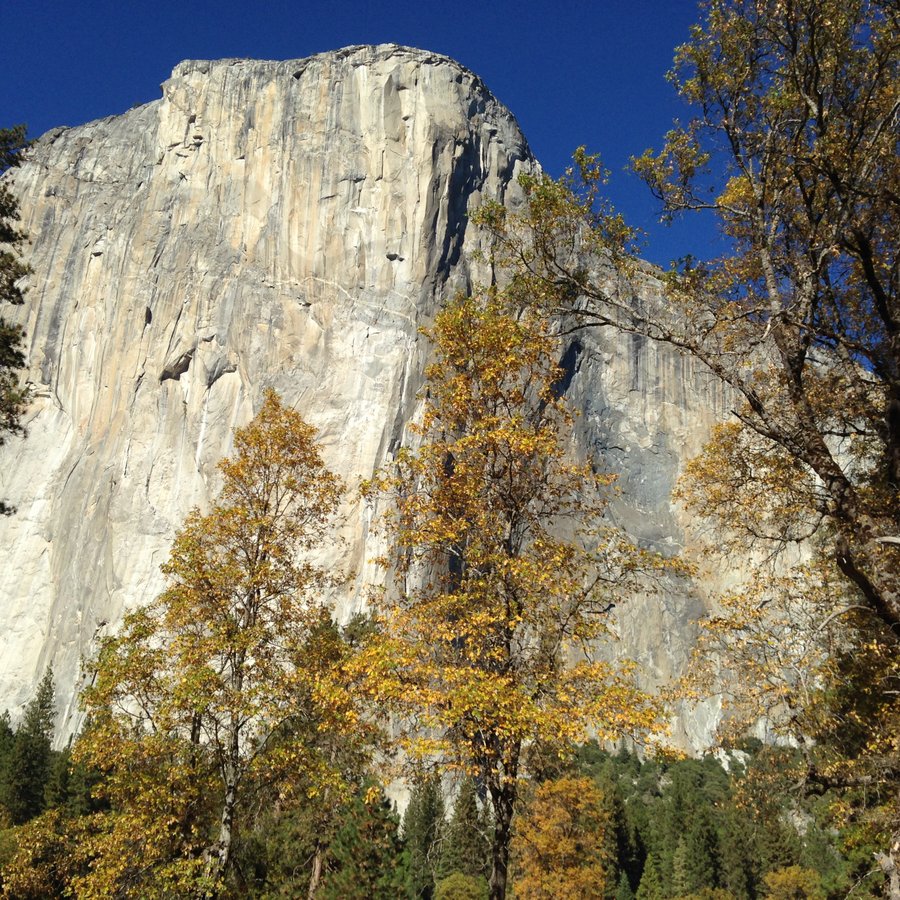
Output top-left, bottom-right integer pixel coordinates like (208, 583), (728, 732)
(0, 45), (728, 746)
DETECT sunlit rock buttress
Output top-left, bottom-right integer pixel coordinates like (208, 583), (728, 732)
(0, 46), (729, 747)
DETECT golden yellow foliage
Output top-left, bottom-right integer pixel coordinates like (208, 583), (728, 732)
(68, 391), (364, 897)
(360, 291), (664, 899)
(761, 865), (825, 899)
(511, 776), (611, 900)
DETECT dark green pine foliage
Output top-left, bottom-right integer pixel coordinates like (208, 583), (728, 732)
(634, 850), (665, 900)
(754, 807), (802, 874)
(0, 710), (13, 826)
(0, 711), (13, 765)
(403, 774), (445, 899)
(614, 869), (635, 900)
(1, 669), (55, 824)
(320, 785), (407, 900)
(681, 807), (720, 892)
(0, 125), (31, 507)
(717, 810), (754, 900)
(798, 811), (848, 897)
(594, 774), (629, 898)
(437, 777), (491, 882)
(43, 741), (72, 812)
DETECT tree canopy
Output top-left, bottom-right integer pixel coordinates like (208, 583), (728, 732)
(478, 0), (899, 633)
(70, 390), (361, 897)
(362, 290), (664, 899)
(473, 0), (899, 888)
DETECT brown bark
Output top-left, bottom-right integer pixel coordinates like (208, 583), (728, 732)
(308, 840), (324, 900)
(877, 837), (900, 900)
(488, 783), (516, 900)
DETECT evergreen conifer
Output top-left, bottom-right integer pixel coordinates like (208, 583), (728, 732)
(682, 808), (720, 891)
(404, 774), (445, 899)
(438, 777), (491, 882)
(614, 870), (635, 900)
(635, 851), (666, 900)
(1, 669), (55, 824)
(320, 785), (407, 899)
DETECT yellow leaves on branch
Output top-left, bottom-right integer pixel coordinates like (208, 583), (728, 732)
(359, 290), (665, 781)
(512, 776), (614, 900)
(71, 391), (368, 896)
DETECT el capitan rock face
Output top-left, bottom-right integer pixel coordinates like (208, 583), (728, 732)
(0, 45), (727, 745)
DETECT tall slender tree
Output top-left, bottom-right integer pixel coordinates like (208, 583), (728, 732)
(404, 774), (446, 899)
(74, 391), (356, 898)
(0, 125), (31, 513)
(1, 669), (55, 825)
(363, 291), (664, 899)
(438, 777), (491, 884)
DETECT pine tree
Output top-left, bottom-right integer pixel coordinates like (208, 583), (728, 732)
(614, 870), (635, 900)
(43, 742), (71, 811)
(0, 124), (31, 500)
(681, 808), (720, 892)
(438, 777), (491, 882)
(634, 851), (665, 900)
(717, 810), (754, 900)
(404, 774), (446, 899)
(595, 774), (628, 898)
(2, 668), (55, 824)
(672, 838), (691, 896)
(320, 785), (408, 900)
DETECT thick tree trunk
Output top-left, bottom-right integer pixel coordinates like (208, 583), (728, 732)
(488, 784), (516, 900)
(205, 741), (239, 892)
(204, 776), (237, 891)
(877, 834), (900, 900)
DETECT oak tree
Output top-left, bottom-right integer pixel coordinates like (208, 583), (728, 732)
(511, 776), (613, 900)
(363, 291), (663, 900)
(478, 0), (900, 636)
(74, 390), (354, 897)
(476, 3), (899, 887)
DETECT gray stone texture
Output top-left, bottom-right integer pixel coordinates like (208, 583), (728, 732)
(0, 46), (729, 747)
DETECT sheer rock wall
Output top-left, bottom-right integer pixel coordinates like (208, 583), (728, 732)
(0, 46), (727, 746)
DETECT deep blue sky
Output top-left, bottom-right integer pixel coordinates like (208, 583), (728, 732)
(4, 0), (722, 267)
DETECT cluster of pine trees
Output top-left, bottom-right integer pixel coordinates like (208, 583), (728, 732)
(0, 672), (59, 830)
(4, 676), (880, 900)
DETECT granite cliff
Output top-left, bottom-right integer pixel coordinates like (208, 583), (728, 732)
(0, 45), (728, 746)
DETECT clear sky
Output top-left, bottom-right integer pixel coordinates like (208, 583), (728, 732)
(4, 0), (723, 267)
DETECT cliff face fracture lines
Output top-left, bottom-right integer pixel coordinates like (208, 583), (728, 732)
(0, 46), (725, 743)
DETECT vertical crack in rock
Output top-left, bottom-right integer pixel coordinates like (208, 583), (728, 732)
(0, 45), (729, 750)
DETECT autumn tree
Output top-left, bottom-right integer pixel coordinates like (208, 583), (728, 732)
(478, 0), (899, 639)
(476, 0), (899, 886)
(511, 775), (613, 900)
(72, 390), (356, 897)
(762, 865), (825, 900)
(363, 291), (664, 900)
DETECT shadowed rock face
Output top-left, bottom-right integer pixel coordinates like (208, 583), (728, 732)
(0, 45), (727, 747)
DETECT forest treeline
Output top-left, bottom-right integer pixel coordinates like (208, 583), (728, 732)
(0, 685), (887, 898)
